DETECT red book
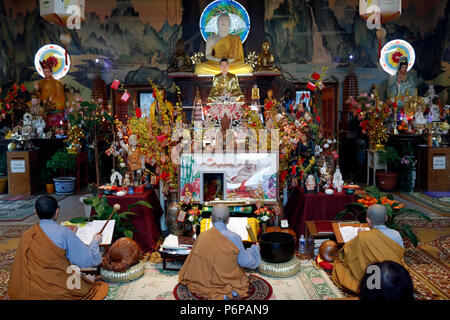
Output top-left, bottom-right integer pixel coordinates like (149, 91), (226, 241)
(315, 221), (333, 233)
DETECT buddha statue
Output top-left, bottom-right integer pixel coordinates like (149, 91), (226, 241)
(150, 87), (174, 124)
(257, 40), (278, 71)
(34, 56), (66, 127)
(168, 39), (193, 73)
(118, 132), (146, 185)
(195, 13), (253, 75)
(208, 58), (244, 102)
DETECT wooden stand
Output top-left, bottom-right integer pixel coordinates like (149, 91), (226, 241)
(7, 150), (39, 195)
(417, 146), (450, 191)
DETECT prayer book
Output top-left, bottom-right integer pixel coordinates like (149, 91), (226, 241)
(339, 225), (370, 243)
(62, 220), (115, 246)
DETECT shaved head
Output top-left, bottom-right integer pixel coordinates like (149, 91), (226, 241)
(211, 204), (230, 224)
(367, 204), (387, 226)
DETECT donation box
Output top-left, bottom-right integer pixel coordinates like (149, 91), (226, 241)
(7, 151), (39, 195)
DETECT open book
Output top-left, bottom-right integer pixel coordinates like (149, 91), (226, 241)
(62, 220), (115, 246)
(339, 225), (370, 243)
(202, 217), (252, 241)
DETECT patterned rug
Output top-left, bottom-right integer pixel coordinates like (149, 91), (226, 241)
(0, 194), (67, 222)
(394, 192), (450, 217)
(105, 260), (343, 300)
(174, 274), (272, 300)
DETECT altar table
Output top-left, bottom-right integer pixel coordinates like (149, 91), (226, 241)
(91, 189), (163, 252)
(284, 187), (356, 239)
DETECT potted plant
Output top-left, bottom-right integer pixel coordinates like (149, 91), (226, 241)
(336, 186), (431, 246)
(46, 149), (77, 194)
(79, 183), (98, 218)
(0, 154), (7, 194)
(376, 146), (401, 191)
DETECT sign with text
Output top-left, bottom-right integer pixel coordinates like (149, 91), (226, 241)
(10, 160), (26, 173)
(433, 156), (446, 170)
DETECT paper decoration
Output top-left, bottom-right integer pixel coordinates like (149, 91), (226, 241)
(135, 108), (141, 118)
(311, 72), (321, 80)
(306, 82), (316, 91)
(177, 210), (187, 223)
(105, 145), (115, 156)
(121, 91), (130, 102)
(111, 79), (120, 90)
(317, 81), (325, 90)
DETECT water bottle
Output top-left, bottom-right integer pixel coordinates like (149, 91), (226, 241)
(298, 235), (306, 254)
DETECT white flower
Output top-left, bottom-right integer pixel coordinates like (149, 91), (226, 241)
(261, 215), (270, 222)
(327, 139), (332, 144)
(324, 143), (329, 149)
(333, 139), (337, 143)
(188, 215), (194, 222)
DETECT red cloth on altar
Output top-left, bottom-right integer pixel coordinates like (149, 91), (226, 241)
(284, 187), (356, 237)
(91, 189), (163, 252)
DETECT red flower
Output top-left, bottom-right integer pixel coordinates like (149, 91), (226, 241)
(316, 115), (321, 123)
(20, 84), (26, 92)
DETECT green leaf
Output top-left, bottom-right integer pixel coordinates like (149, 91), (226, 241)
(399, 224), (419, 247)
(128, 200), (153, 210)
(70, 217), (89, 224)
(123, 230), (133, 239)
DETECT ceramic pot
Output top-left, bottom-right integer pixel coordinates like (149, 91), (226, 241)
(79, 194), (94, 218)
(376, 171), (399, 191)
(260, 232), (295, 263)
(166, 191), (184, 236)
(53, 177), (76, 194)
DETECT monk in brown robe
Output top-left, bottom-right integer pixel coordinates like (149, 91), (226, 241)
(178, 204), (261, 300)
(332, 204), (406, 294)
(8, 196), (108, 300)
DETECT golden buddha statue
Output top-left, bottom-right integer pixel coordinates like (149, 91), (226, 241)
(208, 58), (244, 103)
(150, 87), (174, 124)
(195, 13), (253, 75)
(257, 40), (278, 71)
(34, 57), (66, 126)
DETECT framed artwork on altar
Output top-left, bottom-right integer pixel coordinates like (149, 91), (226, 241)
(201, 172), (226, 204)
(179, 152), (279, 204)
(303, 173), (319, 194)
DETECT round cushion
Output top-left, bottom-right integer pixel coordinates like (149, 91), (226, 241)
(319, 240), (339, 262)
(258, 256), (301, 278)
(100, 261), (145, 283)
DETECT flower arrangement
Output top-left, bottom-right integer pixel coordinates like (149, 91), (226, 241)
(186, 206), (202, 226)
(337, 186), (430, 246)
(255, 206), (273, 224)
(347, 93), (391, 147)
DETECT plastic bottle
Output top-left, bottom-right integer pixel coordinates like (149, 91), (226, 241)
(298, 235), (306, 254)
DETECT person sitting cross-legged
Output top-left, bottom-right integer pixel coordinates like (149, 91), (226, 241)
(178, 204), (261, 300)
(8, 196), (108, 300)
(332, 204), (406, 294)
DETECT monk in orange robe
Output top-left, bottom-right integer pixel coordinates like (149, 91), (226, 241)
(8, 196), (108, 300)
(332, 204), (406, 294)
(178, 204), (261, 300)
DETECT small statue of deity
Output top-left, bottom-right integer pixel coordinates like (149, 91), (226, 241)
(32, 115), (46, 138)
(150, 87), (175, 124)
(332, 166), (344, 192)
(319, 161), (332, 188)
(257, 40), (278, 71)
(251, 84), (260, 105)
(263, 88), (279, 121)
(117, 132), (146, 185)
(34, 56), (66, 127)
(430, 98), (441, 122)
(122, 173), (131, 188)
(168, 39), (193, 73)
(208, 58), (244, 102)
(414, 106), (428, 126)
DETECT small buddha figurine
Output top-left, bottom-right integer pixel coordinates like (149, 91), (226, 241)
(430, 98), (441, 122)
(118, 132), (145, 183)
(192, 89), (204, 122)
(414, 106), (427, 126)
(34, 56), (66, 127)
(195, 13), (253, 75)
(251, 84), (260, 105)
(319, 161), (332, 188)
(168, 39), (193, 73)
(332, 166), (344, 192)
(257, 40), (278, 71)
(263, 89), (279, 121)
(32, 115), (46, 138)
(122, 173), (131, 188)
(21, 113), (33, 140)
(208, 58), (244, 102)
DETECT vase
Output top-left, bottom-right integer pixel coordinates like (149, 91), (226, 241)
(261, 223), (267, 235)
(375, 171), (399, 191)
(53, 177), (76, 194)
(166, 190), (184, 236)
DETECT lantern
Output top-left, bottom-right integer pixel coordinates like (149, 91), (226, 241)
(39, 0), (85, 28)
(359, 0), (401, 26)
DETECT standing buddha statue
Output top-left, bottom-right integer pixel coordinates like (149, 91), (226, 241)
(34, 56), (66, 127)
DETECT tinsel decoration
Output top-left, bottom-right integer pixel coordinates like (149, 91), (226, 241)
(65, 126), (85, 154)
(245, 51), (258, 69)
(190, 52), (205, 65)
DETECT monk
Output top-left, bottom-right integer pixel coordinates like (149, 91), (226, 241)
(208, 58), (244, 102)
(332, 204), (406, 294)
(8, 196), (108, 300)
(178, 204), (261, 300)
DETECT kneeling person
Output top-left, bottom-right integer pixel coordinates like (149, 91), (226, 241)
(8, 196), (108, 300)
(332, 204), (406, 294)
(178, 204), (261, 300)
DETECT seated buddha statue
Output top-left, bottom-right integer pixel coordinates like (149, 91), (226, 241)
(208, 58), (244, 103)
(195, 13), (253, 75)
(257, 40), (278, 71)
(34, 56), (66, 127)
(168, 39), (193, 73)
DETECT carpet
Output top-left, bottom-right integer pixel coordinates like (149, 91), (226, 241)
(394, 192), (450, 217)
(0, 194), (68, 222)
(105, 260), (343, 300)
(174, 274), (273, 300)
(423, 191), (450, 198)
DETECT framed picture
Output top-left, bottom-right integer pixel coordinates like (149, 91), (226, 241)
(303, 173), (319, 194)
(201, 172), (226, 204)
(179, 152), (279, 203)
